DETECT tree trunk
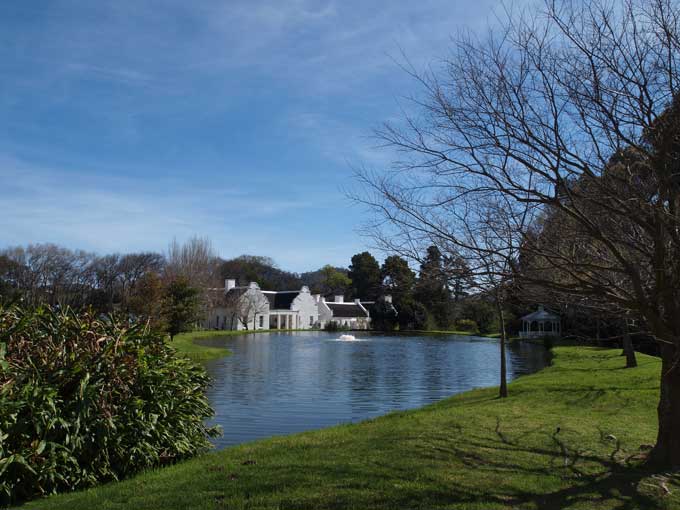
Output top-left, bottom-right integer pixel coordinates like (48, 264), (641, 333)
(496, 298), (508, 398)
(650, 343), (680, 468)
(622, 328), (637, 368)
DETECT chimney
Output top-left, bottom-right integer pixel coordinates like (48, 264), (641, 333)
(334, 295), (344, 303)
(225, 279), (236, 291)
(249, 282), (259, 290)
(384, 295), (393, 304)
(313, 294), (321, 303)
(354, 298), (361, 304)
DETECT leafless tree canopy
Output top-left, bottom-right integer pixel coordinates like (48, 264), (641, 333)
(354, 0), (680, 467)
(166, 236), (220, 288)
(223, 287), (269, 330)
(0, 244), (166, 311)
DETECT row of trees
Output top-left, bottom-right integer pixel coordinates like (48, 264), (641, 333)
(348, 248), (501, 333)
(0, 240), (208, 340)
(216, 248), (501, 333)
(0, 238), (503, 336)
(353, 0), (680, 467)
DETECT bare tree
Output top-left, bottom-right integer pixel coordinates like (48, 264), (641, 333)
(90, 254), (122, 312)
(355, 0), (680, 466)
(166, 236), (219, 288)
(224, 286), (269, 331)
(0, 244), (99, 308)
(117, 252), (165, 309)
(355, 176), (529, 397)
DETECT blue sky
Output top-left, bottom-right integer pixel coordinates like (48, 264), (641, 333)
(0, 0), (506, 272)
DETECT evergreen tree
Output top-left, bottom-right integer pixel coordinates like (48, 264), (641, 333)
(443, 254), (472, 302)
(397, 298), (428, 331)
(162, 277), (201, 341)
(348, 251), (381, 300)
(318, 265), (352, 296)
(381, 255), (416, 305)
(370, 298), (399, 331)
(414, 246), (451, 328)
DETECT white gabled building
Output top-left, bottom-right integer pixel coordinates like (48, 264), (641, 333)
(261, 286), (318, 330)
(202, 279), (318, 331)
(317, 295), (371, 330)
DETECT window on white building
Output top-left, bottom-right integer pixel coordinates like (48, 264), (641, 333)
(259, 315), (264, 328)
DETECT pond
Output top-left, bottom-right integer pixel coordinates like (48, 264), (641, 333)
(201, 331), (551, 449)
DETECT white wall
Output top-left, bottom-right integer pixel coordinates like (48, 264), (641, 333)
(233, 285), (270, 330)
(317, 299), (333, 328)
(291, 286), (319, 329)
(315, 298), (372, 330)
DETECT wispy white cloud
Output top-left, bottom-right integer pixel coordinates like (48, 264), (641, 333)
(0, 154), (328, 267)
(0, 0), (524, 271)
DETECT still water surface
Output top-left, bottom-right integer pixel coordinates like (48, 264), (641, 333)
(201, 332), (550, 449)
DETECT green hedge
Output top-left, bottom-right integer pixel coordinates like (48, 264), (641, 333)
(0, 306), (219, 506)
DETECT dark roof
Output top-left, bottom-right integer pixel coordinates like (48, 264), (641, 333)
(263, 291), (299, 310)
(327, 302), (368, 318)
(225, 287), (247, 299)
(362, 301), (397, 315)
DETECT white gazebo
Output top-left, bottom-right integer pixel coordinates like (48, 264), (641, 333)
(519, 305), (561, 338)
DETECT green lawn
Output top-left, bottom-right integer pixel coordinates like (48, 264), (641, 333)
(171, 329), (318, 362)
(23, 347), (680, 509)
(170, 330), (234, 362)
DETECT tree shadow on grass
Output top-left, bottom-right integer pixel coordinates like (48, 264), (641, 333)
(217, 419), (676, 510)
(409, 421), (674, 510)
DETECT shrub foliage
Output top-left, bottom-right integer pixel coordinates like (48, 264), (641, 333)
(323, 321), (349, 332)
(0, 306), (219, 506)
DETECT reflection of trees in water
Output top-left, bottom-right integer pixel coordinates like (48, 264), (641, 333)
(348, 345), (379, 417)
(507, 341), (551, 376)
(204, 334), (551, 449)
(204, 336), (273, 404)
(421, 342), (445, 399)
(375, 342), (412, 401)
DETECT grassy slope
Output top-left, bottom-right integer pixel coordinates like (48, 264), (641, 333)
(25, 347), (680, 510)
(172, 329), (320, 362)
(170, 331), (233, 362)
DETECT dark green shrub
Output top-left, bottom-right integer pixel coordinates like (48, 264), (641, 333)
(461, 300), (497, 334)
(454, 319), (479, 332)
(370, 300), (398, 331)
(0, 306), (219, 506)
(397, 299), (428, 330)
(323, 322), (350, 332)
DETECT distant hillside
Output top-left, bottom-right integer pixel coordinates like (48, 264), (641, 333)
(219, 255), (348, 294)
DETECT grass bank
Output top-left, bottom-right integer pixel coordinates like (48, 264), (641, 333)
(408, 329), (502, 338)
(25, 347), (679, 509)
(172, 329), (319, 362)
(171, 330), (234, 362)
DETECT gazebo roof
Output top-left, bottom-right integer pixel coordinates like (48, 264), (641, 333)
(521, 306), (559, 322)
